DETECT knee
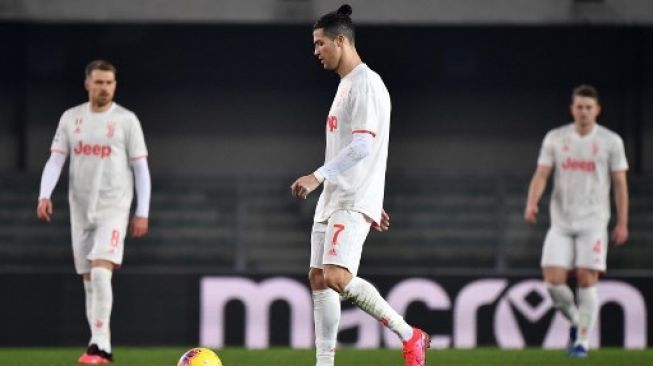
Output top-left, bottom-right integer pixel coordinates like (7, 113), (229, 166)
(576, 270), (599, 288)
(323, 275), (344, 294)
(545, 278), (566, 286)
(543, 267), (567, 286)
(308, 268), (326, 290)
(323, 267), (351, 294)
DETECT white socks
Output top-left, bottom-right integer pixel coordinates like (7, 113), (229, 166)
(576, 286), (598, 349)
(546, 284), (579, 325)
(312, 276), (414, 366)
(547, 283), (598, 349)
(342, 277), (413, 341)
(83, 280), (94, 344)
(90, 267), (113, 353)
(312, 289), (340, 366)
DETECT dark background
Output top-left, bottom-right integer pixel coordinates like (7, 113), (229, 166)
(1, 24), (651, 175)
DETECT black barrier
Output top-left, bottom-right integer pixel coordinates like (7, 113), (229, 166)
(1, 274), (649, 348)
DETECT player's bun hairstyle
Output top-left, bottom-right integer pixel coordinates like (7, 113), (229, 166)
(337, 4), (352, 16)
(572, 84), (599, 103)
(313, 4), (355, 44)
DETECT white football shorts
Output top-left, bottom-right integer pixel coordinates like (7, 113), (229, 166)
(540, 225), (609, 272)
(71, 212), (129, 274)
(310, 209), (372, 277)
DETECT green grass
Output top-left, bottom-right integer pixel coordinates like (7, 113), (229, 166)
(0, 347), (651, 366)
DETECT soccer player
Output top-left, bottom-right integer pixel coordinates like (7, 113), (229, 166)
(290, 5), (430, 366)
(36, 60), (151, 364)
(524, 84), (629, 358)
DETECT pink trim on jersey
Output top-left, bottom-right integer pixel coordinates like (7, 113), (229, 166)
(50, 148), (67, 155)
(611, 168), (628, 173)
(352, 129), (376, 137)
(130, 155), (148, 161)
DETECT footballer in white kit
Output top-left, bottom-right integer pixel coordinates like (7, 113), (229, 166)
(525, 85), (629, 358)
(37, 60), (151, 364)
(291, 5), (430, 366)
(51, 101), (148, 272)
(309, 61), (390, 276)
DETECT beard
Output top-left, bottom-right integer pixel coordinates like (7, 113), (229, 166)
(93, 94), (112, 107)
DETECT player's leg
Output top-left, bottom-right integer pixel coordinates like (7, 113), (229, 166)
(541, 227), (579, 324)
(82, 273), (93, 339)
(71, 215), (94, 339)
(309, 222), (340, 366)
(89, 260), (114, 358)
(85, 216), (128, 362)
(543, 266), (578, 324)
(325, 265), (415, 340)
(78, 260), (115, 364)
(541, 226), (579, 352)
(571, 268), (598, 356)
(71, 217), (105, 364)
(322, 210), (429, 366)
(571, 227), (607, 356)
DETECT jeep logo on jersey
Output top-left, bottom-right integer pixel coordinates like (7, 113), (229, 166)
(562, 157), (596, 172)
(74, 140), (112, 158)
(327, 115), (337, 132)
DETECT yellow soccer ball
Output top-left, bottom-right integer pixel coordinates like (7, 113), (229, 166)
(177, 347), (223, 366)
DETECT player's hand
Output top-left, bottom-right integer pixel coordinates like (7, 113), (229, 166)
(290, 174), (320, 199)
(130, 216), (149, 238)
(372, 208), (390, 232)
(611, 223), (628, 246)
(36, 198), (53, 223)
(524, 204), (538, 224)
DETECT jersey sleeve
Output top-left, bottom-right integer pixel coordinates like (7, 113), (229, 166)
(50, 114), (70, 155)
(536, 131), (555, 167)
(349, 82), (380, 137)
(127, 114), (148, 160)
(610, 135), (629, 172)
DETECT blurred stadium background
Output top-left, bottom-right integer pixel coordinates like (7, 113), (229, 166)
(0, 0), (651, 354)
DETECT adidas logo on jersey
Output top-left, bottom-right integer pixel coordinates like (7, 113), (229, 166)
(561, 157), (596, 172)
(74, 140), (112, 159)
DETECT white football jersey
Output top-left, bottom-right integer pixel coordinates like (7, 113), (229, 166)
(50, 102), (148, 221)
(314, 64), (391, 225)
(537, 123), (628, 231)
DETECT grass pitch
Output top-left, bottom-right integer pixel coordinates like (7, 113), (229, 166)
(0, 347), (651, 366)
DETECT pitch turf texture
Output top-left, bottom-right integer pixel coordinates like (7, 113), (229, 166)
(0, 348), (651, 366)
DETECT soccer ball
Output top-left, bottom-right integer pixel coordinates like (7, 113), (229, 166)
(177, 348), (223, 366)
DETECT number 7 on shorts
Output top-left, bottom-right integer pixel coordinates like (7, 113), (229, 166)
(332, 224), (345, 244)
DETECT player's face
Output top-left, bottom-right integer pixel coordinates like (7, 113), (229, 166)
(570, 96), (600, 127)
(85, 70), (116, 107)
(313, 29), (342, 71)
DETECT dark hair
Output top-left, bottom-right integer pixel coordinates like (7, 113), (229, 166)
(313, 4), (355, 44)
(572, 84), (599, 103)
(85, 60), (117, 78)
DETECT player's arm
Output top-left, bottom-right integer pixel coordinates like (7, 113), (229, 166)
(524, 164), (552, 224)
(37, 152), (67, 223)
(611, 170), (629, 245)
(130, 157), (151, 238)
(291, 132), (373, 199)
